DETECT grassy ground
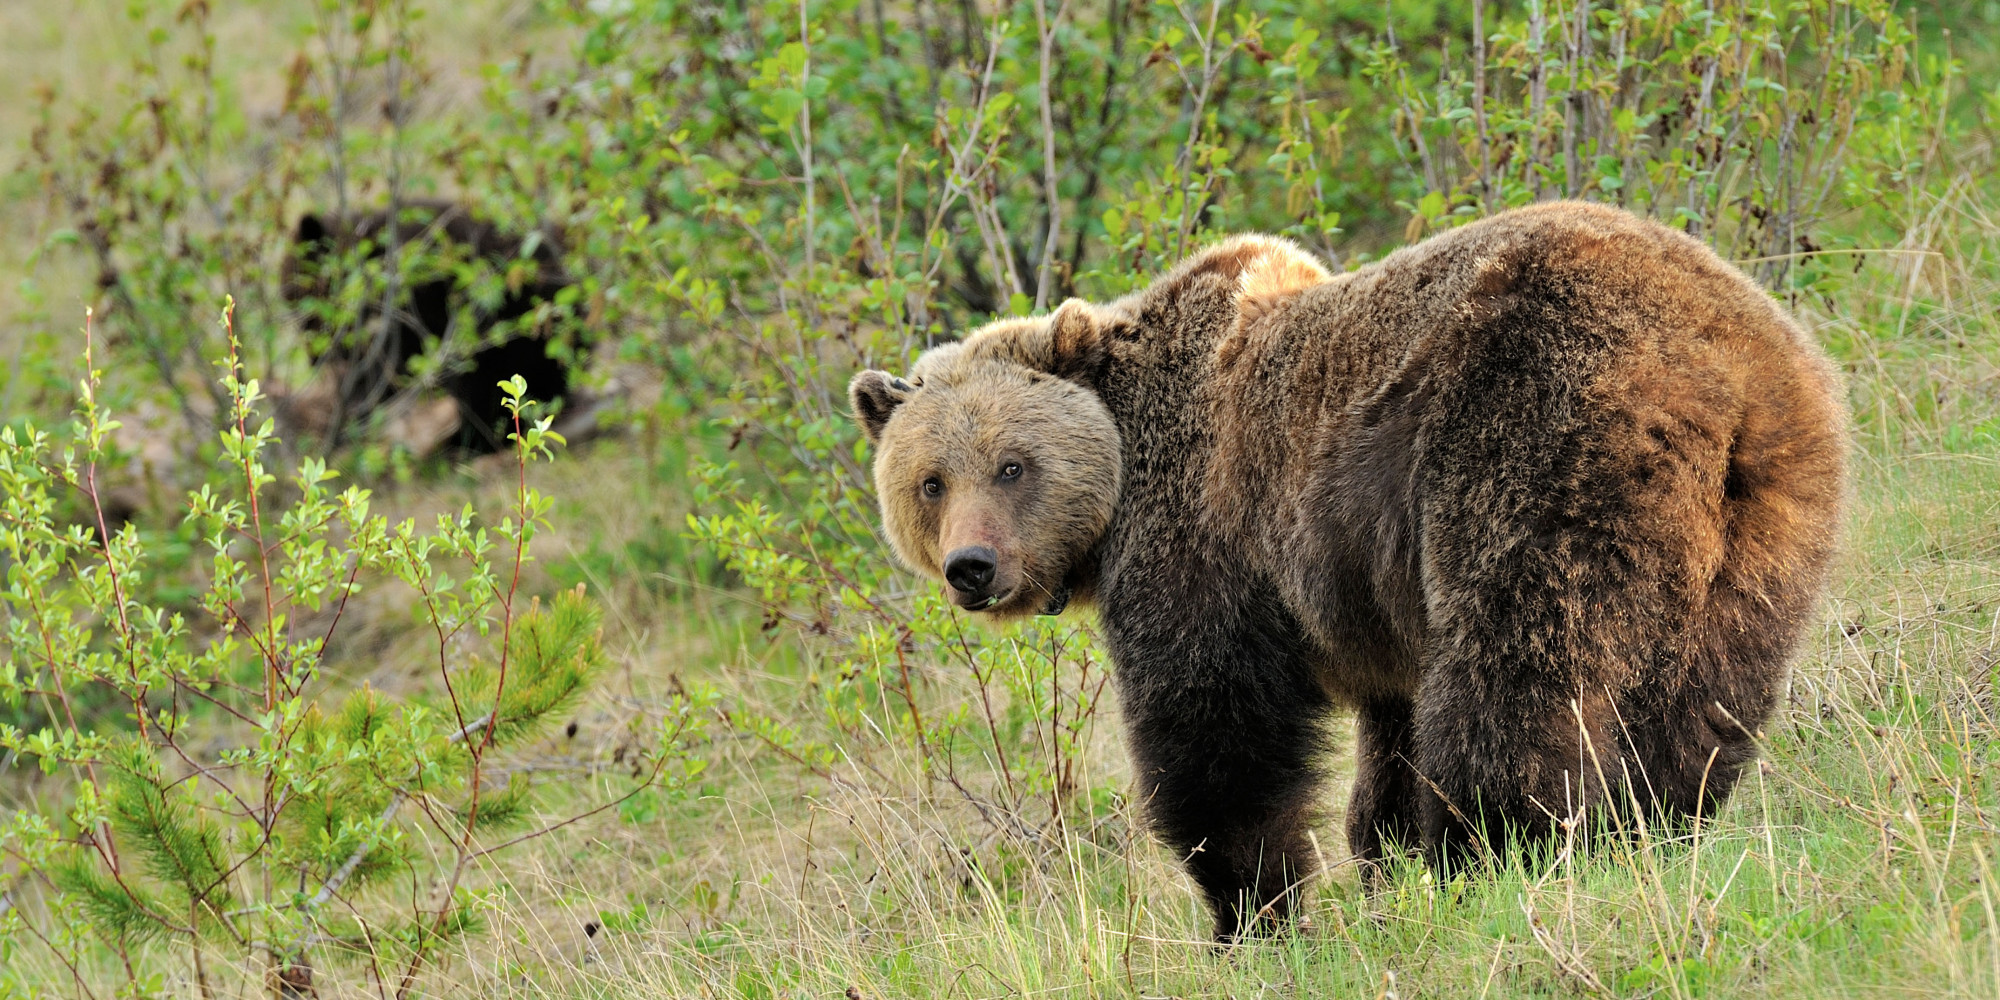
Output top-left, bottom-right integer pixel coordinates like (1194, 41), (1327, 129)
(5, 4), (2000, 999)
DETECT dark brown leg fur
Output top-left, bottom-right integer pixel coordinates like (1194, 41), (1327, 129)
(1107, 585), (1333, 941)
(1120, 679), (1328, 938)
(1413, 660), (1624, 873)
(1347, 695), (1423, 882)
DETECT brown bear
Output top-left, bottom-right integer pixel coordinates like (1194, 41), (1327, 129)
(283, 200), (576, 453)
(849, 201), (1847, 940)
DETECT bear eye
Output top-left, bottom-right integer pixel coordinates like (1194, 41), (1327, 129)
(921, 477), (944, 498)
(999, 462), (1023, 481)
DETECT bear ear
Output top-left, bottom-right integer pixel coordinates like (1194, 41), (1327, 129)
(293, 214), (338, 272)
(1046, 298), (1110, 384)
(295, 213), (329, 248)
(849, 369), (914, 445)
(284, 214), (336, 303)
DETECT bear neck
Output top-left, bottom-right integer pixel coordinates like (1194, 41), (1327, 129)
(1091, 285), (1248, 489)
(1089, 266), (1368, 570)
(1052, 539), (1108, 614)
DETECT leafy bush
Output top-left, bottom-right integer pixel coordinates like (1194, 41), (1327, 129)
(27, 0), (585, 456)
(0, 309), (711, 997)
(1361, 0), (1946, 285)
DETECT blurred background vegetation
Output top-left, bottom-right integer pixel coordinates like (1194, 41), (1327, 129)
(1, 0), (1998, 996)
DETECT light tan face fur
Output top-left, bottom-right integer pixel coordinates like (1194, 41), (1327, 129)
(850, 332), (1122, 618)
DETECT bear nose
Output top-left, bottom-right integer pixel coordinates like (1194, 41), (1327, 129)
(944, 546), (998, 597)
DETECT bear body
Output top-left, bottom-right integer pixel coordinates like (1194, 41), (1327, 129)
(850, 202), (1847, 939)
(284, 200), (575, 453)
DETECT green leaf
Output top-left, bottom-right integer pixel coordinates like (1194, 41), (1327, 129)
(762, 88), (806, 127)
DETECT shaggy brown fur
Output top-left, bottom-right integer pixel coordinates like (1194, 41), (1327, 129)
(850, 202), (1848, 940)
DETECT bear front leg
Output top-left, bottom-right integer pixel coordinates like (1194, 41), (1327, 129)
(1347, 694), (1423, 884)
(1119, 661), (1333, 941)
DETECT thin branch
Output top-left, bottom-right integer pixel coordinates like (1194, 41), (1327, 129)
(303, 712), (492, 911)
(1032, 0), (1070, 310)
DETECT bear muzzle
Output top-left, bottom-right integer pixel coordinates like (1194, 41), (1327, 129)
(944, 545), (1002, 609)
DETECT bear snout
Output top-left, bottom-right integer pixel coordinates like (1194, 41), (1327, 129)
(943, 546), (1001, 607)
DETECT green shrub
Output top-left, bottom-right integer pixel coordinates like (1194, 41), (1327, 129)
(0, 307), (712, 998)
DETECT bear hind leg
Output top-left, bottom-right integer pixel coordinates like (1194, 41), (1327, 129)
(1412, 668), (1623, 875)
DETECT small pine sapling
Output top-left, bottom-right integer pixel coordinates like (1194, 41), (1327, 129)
(0, 308), (715, 999)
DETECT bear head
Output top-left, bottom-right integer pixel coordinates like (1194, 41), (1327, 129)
(849, 299), (1122, 618)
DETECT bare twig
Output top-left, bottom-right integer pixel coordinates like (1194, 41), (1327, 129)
(1033, 0), (1070, 310)
(1521, 896), (1608, 994)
